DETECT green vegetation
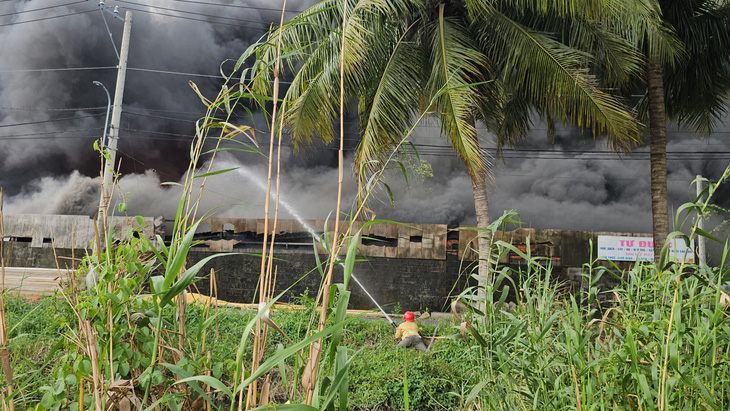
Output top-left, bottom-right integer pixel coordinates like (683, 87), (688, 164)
(4, 234), (730, 410)
(3, 160), (729, 410)
(2, 1), (729, 407)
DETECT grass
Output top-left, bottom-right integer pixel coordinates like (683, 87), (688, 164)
(3, 246), (728, 411)
(1, 292), (478, 410)
(3, 296), (73, 402)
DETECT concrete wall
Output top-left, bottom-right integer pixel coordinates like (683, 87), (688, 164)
(2, 214), (157, 249)
(3, 214), (652, 311)
(1, 241), (81, 270)
(199, 217), (448, 260)
(188, 247), (474, 312)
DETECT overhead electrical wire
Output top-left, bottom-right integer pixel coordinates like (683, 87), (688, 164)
(114, 0), (277, 25)
(171, 0), (304, 14)
(0, 1), (273, 29)
(1, 106), (108, 112)
(128, 65), (295, 84)
(124, 110), (199, 123)
(0, 8), (95, 27)
(115, 3), (271, 29)
(127, 107), (207, 115)
(0, 67), (116, 73)
(3, 125), (729, 163)
(2, 105), (728, 161)
(0, 1), (87, 18)
(2, 107), (728, 160)
(129, 67), (229, 80)
(0, 113), (105, 128)
(0, 128), (101, 140)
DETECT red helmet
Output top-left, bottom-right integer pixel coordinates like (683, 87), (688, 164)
(403, 311), (415, 322)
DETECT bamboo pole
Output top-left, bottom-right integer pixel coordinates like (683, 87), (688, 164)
(205, 351), (212, 411)
(0, 189), (15, 411)
(83, 320), (103, 410)
(305, 0), (348, 405)
(245, 2), (288, 409)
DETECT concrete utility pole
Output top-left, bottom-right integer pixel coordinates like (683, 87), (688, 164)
(696, 175), (706, 266)
(99, 10), (132, 220)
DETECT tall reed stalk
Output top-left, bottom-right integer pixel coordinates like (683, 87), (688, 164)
(458, 164), (730, 410)
(302, 0), (349, 406)
(0, 189), (15, 411)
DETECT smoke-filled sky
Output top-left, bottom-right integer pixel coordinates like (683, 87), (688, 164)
(1, 1), (729, 260)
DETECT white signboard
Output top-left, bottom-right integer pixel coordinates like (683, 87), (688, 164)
(597, 236), (695, 263)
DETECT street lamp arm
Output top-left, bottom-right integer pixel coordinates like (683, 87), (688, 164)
(93, 81), (112, 150)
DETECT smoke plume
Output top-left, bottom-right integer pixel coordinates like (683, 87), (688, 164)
(1, 1), (729, 262)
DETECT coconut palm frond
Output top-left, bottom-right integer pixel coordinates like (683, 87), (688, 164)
(495, 90), (533, 150)
(278, 0), (381, 147)
(282, 30), (343, 147)
(619, 0), (685, 66)
(483, 9), (640, 151)
(250, 0), (345, 83)
(427, 8), (489, 176)
(467, 0), (624, 22)
(663, 1), (730, 135)
(585, 21), (645, 87)
(356, 29), (424, 175)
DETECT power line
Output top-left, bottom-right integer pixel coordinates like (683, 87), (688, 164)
(1, 106), (108, 112)
(124, 110), (199, 123)
(116, 3), (270, 29)
(114, 0), (278, 25)
(0, 1), (87, 18)
(0, 64), (273, 83)
(3, 101), (730, 152)
(0, 8), (95, 27)
(119, 127), (195, 140)
(492, 172), (701, 183)
(128, 67), (227, 80)
(0, 67), (116, 73)
(3, 126), (728, 162)
(0, 128), (101, 140)
(0, 113), (105, 128)
(128, 65), (294, 84)
(2, 110), (727, 159)
(170, 0), (304, 14)
(126, 107), (206, 115)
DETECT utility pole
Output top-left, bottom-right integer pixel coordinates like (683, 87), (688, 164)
(99, 10), (132, 222)
(696, 175), (706, 265)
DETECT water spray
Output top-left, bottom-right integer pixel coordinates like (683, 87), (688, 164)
(232, 163), (398, 329)
(295, 225), (399, 329)
(347, 270), (397, 329)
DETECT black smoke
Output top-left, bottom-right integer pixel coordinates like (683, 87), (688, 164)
(1, 1), (729, 262)
(0, 0), (317, 210)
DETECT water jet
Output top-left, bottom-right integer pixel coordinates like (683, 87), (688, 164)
(224, 160), (398, 328)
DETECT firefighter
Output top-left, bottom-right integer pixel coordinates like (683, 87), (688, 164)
(395, 311), (427, 351)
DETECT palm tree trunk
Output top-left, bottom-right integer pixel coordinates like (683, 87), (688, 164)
(647, 61), (669, 260)
(470, 170), (491, 306)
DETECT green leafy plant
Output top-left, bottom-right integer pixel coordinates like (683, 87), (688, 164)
(457, 164), (730, 410)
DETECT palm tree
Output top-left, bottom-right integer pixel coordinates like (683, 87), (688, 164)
(249, 0), (647, 292)
(633, 0), (730, 258)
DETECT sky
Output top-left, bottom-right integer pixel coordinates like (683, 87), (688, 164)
(1, 0), (729, 262)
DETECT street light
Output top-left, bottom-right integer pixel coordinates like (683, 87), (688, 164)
(93, 81), (112, 235)
(93, 81), (111, 150)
